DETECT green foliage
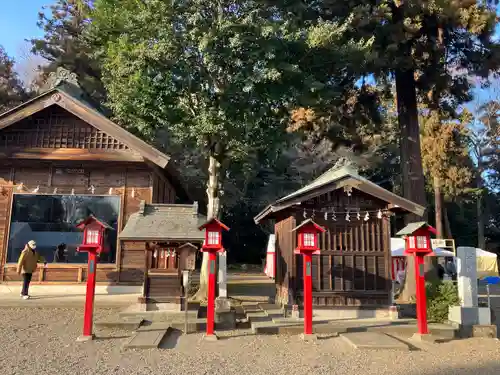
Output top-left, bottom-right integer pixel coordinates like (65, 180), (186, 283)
(426, 281), (460, 323)
(420, 109), (474, 199)
(30, 0), (105, 100)
(0, 46), (26, 112)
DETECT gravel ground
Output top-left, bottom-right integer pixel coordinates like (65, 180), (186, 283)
(1, 308), (500, 375)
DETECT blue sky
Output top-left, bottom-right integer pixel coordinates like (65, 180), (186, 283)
(0, 1), (47, 59)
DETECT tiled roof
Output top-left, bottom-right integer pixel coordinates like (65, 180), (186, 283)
(119, 201), (206, 242)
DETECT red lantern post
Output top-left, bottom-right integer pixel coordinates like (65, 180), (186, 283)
(396, 222), (436, 336)
(199, 218), (229, 340)
(292, 219), (326, 339)
(75, 216), (111, 342)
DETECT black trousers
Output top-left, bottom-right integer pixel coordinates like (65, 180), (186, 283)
(21, 273), (32, 296)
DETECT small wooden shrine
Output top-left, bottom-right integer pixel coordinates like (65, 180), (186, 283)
(255, 165), (425, 308)
(119, 201), (206, 304)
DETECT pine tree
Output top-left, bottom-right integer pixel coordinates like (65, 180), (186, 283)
(30, 0), (104, 100)
(272, 0), (500, 220)
(0, 46), (26, 113)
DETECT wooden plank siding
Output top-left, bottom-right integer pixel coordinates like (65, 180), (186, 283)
(0, 92), (188, 289)
(276, 189), (392, 307)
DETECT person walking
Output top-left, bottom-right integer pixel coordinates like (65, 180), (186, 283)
(16, 240), (39, 300)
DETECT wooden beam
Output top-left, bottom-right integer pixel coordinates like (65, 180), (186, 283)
(0, 96), (55, 130)
(58, 95), (170, 168)
(0, 148), (145, 163)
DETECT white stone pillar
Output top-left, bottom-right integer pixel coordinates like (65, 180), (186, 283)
(456, 246), (478, 307)
(218, 251), (227, 298)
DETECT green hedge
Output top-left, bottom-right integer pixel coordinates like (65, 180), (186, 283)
(425, 281), (460, 323)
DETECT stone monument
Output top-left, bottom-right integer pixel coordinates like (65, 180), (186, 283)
(448, 247), (491, 326)
(215, 251), (235, 329)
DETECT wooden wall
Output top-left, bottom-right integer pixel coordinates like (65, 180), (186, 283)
(0, 161), (175, 284)
(275, 189), (391, 307)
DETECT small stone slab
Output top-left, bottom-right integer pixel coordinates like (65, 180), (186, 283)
(203, 334), (219, 341)
(300, 333), (317, 342)
(340, 332), (409, 351)
(124, 329), (169, 349)
(95, 317), (143, 330)
(137, 322), (171, 332)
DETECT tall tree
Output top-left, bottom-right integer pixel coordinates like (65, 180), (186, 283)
(0, 46), (26, 113)
(30, 0), (104, 100)
(271, 0), (500, 220)
(420, 110), (473, 238)
(470, 94), (500, 248)
(88, 0), (371, 299)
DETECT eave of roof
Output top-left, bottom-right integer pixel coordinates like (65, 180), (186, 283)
(254, 166), (425, 224)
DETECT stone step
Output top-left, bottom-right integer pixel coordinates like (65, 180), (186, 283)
(124, 328), (170, 349)
(246, 311), (272, 324)
(95, 317), (144, 331)
(119, 310), (199, 323)
(340, 332), (410, 351)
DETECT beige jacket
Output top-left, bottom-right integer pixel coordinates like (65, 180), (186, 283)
(17, 246), (39, 274)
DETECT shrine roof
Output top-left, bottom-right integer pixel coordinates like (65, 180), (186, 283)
(396, 222), (437, 236)
(254, 165), (425, 223)
(119, 201), (206, 242)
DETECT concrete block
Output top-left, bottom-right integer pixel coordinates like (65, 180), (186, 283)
(449, 306), (491, 325)
(76, 334), (95, 342)
(459, 324), (497, 339)
(124, 329), (169, 349)
(340, 332), (409, 351)
(95, 317), (143, 330)
(299, 333), (317, 342)
(203, 334), (219, 341)
(215, 308), (236, 330)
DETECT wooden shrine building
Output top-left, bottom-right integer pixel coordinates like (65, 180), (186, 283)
(255, 165), (425, 309)
(0, 74), (203, 305)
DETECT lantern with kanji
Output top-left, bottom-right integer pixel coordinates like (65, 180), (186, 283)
(75, 215), (112, 342)
(292, 219), (326, 339)
(199, 218), (230, 340)
(396, 222), (437, 337)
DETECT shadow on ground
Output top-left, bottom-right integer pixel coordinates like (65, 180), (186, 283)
(158, 328), (183, 349)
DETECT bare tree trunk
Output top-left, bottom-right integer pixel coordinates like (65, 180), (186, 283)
(395, 68), (436, 302)
(477, 187), (486, 249)
(443, 204), (453, 239)
(434, 175), (443, 239)
(192, 152), (221, 301)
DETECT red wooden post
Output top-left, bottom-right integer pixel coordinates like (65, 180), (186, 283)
(303, 253), (313, 335)
(198, 218), (230, 341)
(76, 215), (111, 342)
(292, 219), (325, 340)
(206, 252), (217, 336)
(397, 222), (436, 338)
(414, 254), (429, 334)
(82, 251), (97, 338)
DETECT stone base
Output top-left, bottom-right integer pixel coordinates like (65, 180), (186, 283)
(388, 305), (400, 320)
(459, 324), (498, 339)
(215, 297), (231, 310)
(411, 333), (439, 343)
(76, 334), (95, 342)
(215, 308), (236, 330)
(203, 334), (219, 342)
(300, 333), (317, 342)
(448, 306), (491, 326)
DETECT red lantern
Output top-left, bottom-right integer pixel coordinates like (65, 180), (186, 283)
(199, 218), (230, 340)
(293, 219), (325, 255)
(200, 218), (228, 252)
(75, 216), (112, 342)
(397, 222), (437, 336)
(292, 219), (326, 338)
